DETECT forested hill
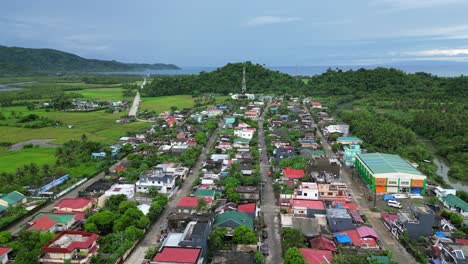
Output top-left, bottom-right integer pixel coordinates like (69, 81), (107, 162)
(0, 45), (180, 74)
(141, 61), (303, 96)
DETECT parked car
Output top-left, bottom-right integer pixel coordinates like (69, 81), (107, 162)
(261, 243), (269, 255)
(388, 200), (402, 208)
(262, 230), (268, 239)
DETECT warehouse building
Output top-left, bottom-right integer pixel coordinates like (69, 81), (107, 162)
(355, 153), (426, 195)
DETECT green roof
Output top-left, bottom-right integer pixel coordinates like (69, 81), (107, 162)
(0, 205), (7, 213)
(214, 210), (254, 230)
(357, 153), (423, 176)
(337, 137), (362, 142)
(33, 213), (75, 224)
(442, 194), (468, 212)
(300, 149), (325, 156)
(194, 189), (221, 198)
(1, 191), (26, 205)
(367, 256), (390, 264)
(234, 138), (250, 143)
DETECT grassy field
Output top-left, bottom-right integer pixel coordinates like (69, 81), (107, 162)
(0, 147), (56, 174)
(65, 88), (129, 101)
(139, 95), (229, 113)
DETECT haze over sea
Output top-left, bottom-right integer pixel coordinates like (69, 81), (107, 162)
(109, 63), (468, 77)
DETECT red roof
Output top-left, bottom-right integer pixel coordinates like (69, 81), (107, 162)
(335, 229), (378, 247)
(333, 201), (357, 210)
(153, 247), (201, 263)
(312, 102), (322, 106)
(43, 231), (99, 253)
(0, 247), (11, 256)
(166, 117), (176, 125)
(238, 203), (256, 214)
(309, 236), (337, 252)
(291, 199), (325, 210)
(283, 167), (305, 179)
(55, 198), (91, 211)
(177, 197), (212, 208)
(299, 248), (333, 264)
(356, 226), (379, 240)
(456, 239), (468, 244)
(115, 166), (126, 172)
(28, 216), (56, 231)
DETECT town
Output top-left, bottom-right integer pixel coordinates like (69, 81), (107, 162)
(0, 71), (467, 264)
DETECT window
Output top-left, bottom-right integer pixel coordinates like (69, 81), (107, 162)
(304, 193), (308, 196)
(388, 181), (397, 185)
(328, 192), (333, 196)
(401, 181), (410, 186)
(315, 193), (318, 197)
(152, 181), (155, 184)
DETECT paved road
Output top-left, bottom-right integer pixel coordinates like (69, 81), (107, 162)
(5, 159), (127, 235)
(306, 105), (418, 264)
(128, 92), (141, 117)
(258, 105), (283, 263)
(124, 128), (219, 264)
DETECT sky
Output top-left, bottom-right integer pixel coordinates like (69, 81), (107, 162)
(1, 0), (468, 66)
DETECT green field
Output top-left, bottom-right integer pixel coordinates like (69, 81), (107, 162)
(0, 147), (56, 174)
(65, 88), (128, 101)
(139, 95), (229, 113)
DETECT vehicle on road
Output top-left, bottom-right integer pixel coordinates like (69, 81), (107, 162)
(387, 200), (402, 208)
(261, 243), (269, 255)
(267, 171), (272, 177)
(262, 230), (268, 239)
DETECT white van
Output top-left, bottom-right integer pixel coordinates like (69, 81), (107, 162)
(387, 200), (402, 208)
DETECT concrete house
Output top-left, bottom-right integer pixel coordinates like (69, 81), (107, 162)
(136, 167), (175, 194)
(0, 191), (26, 207)
(0, 248), (11, 264)
(235, 186), (259, 201)
(291, 200), (326, 217)
(396, 204), (435, 240)
(326, 208), (355, 232)
(39, 231), (99, 264)
(295, 182), (319, 200)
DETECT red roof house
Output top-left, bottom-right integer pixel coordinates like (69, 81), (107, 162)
(115, 166), (126, 172)
(176, 196), (212, 214)
(152, 247), (201, 264)
(28, 216), (56, 232)
(356, 226), (378, 240)
(238, 203), (256, 217)
(0, 247), (11, 260)
(309, 235), (337, 252)
(332, 201), (357, 211)
(283, 167), (305, 179)
(335, 229), (378, 248)
(299, 248), (333, 264)
(166, 117), (177, 127)
(54, 198), (92, 213)
(312, 102), (322, 107)
(40, 231), (99, 263)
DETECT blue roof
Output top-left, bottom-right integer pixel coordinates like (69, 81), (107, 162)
(334, 233), (352, 244)
(338, 137), (362, 141)
(435, 231), (446, 238)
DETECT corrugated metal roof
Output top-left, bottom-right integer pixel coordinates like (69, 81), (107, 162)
(357, 153), (423, 175)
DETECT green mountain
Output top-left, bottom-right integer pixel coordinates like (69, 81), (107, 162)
(0, 45), (180, 74)
(142, 61), (303, 96)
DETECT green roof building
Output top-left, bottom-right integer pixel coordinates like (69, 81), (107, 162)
(194, 189), (221, 199)
(355, 153), (426, 195)
(367, 256), (390, 264)
(300, 148), (325, 158)
(442, 194), (468, 217)
(0, 191), (26, 207)
(214, 210), (254, 230)
(0, 205), (7, 214)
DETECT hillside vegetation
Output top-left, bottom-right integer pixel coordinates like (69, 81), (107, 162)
(0, 45), (179, 74)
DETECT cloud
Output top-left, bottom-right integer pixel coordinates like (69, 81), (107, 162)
(404, 48), (468, 56)
(245, 16), (300, 26)
(402, 24), (468, 39)
(373, 0), (463, 10)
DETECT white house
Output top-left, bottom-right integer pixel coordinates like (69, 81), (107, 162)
(136, 168), (175, 194)
(434, 186), (457, 201)
(104, 184), (135, 199)
(295, 182), (319, 200)
(234, 127), (256, 139)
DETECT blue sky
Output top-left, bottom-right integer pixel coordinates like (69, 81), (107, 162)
(1, 0), (468, 66)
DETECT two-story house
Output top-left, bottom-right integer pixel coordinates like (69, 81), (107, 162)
(136, 167), (175, 194)
(39, 231), (99, 264)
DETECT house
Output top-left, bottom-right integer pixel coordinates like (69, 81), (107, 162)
(207, 108), (223, 117)
(342, 145), (361, 167)
(39, 230), (99, 264)
(211, 252), (254, 264)
(237, 203), (256, 218)
(194, 189), (220, 199)
(434, 186), (457, 201)
(0, 247), (11, 264)
(171, 145), (189, 155)
(283, 167), (305, 180)
(136, 168), (175, 194)
(225, 117), (235, 125)
(326, 208), (355, 232)
(233, 127), (256, 139)
(91, 152), (106, 159)
(299, 138), (320, 149)
(0, 191), (26, 207)
(334, 228), (379, 249)
(337, 137), (362, 145)
(239, 162), (254, 176)
(299, 248), (333, 264)
(28, 212), (77, 232)
(355, 153), (427, 194)
(178, 221), (211, 257)
(152, 247), (202, 264)
(300, 149), (325, 159)
(274, 146), (295, 163)
(441, 194), (468, 217)
(191, 114), (204, 123)
(233, 138), (250, 148)
(323, 124), (349, 137)
(396, 204), (435, 239)
(177, 197), (213, 214)
(54, 198), (92, 213)
(294, 182), (319, 200)
(291, 199), (325, 217)
(214, 210), (254, 230)
(217, 142), (233, 151)
(311, 102), (322, 108)
(318, 183), (348, 201)
(244, 110), (259, 121)
(235, 186), (259, 201)
(309, 235), (337, 252)
(166, 117), (177, 127)
(84, 179), (114, 195)
(104, 184), (135, 199)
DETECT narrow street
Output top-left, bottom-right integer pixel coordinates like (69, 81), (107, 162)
(124, 127), (219, 263)
(258, 106), (283, 263)
(6, 159), (128, 235)
(309, 106), (418, 264)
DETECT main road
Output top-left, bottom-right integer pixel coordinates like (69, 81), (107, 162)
(5, 159), (128, 235)
(305, 105), (418, 264)
(258, 104), (283, 263)
(124, 127), (219, 263)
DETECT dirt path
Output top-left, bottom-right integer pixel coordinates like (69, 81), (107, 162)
(9, 139), (58, 151)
